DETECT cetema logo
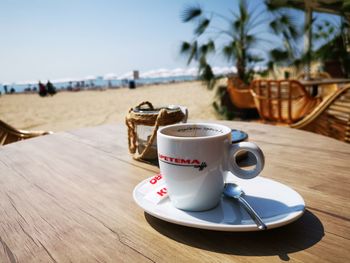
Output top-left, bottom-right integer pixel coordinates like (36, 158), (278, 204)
(158, 154), (207, 171)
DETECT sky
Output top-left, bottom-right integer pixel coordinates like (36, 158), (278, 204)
(0, 0), (341, 83)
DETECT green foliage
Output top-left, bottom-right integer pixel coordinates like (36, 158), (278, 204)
(194, 18), (210, 36)
(265, 0), (349, 75)
(315, 34), (350, 77)
(180, 0), (272, 88)
(212, 85), (235, 120)
(265, 1), (303, 71)
(181, 6), (202, 22)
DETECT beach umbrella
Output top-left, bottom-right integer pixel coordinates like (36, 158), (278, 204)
(51, 78), (78, 83)
(170, 68), (186, 77)
(14, 80), (37, 85)
(117, 71), (133, 80)
(212, 66), (237, 75)
(140, 70), (157, 78)
(185, 67), (199, 76)
(140, 69), (169, 78)
(103, 73), (118, 80)
(84, 75), (96, 80)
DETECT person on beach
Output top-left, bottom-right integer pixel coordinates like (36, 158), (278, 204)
(38, 81), (47, 97)
(46, 81), (57, 96)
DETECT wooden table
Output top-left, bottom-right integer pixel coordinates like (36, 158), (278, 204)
(0, 121), (349, 262)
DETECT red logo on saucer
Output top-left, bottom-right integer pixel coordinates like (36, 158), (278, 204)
(158, 154), (207, 171)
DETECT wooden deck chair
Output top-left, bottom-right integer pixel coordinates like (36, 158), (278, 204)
(297, 72), (338, 99)
(0, 120), (52, 146)
(291, 85), (350, 143)
(250, 80), (321, 124)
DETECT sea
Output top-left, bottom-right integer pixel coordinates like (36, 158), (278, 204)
(0, 75), (198, 94)
(0, 66), (236, 93)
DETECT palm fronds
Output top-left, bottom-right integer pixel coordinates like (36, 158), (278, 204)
(194, 18), (210, 36)
(181, 5), (202, 22)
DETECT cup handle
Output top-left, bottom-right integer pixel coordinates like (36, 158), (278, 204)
(179, 106), (188, 123)
(228, 142), (265, 179)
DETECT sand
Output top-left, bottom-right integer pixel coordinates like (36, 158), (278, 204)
(0, 81), (223, 132)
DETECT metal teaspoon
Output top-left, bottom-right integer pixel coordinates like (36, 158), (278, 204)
(223, 183), (267, 230)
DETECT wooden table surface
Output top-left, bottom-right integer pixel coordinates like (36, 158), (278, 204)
(0, 121), (349, 263)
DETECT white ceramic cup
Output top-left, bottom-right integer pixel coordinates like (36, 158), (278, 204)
(157, 123), (265, 211)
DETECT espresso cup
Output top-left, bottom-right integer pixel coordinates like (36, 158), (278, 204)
(157, 123), (265, 211)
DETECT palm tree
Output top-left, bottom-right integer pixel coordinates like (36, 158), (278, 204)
(180, 0), (270, 87)
(265, 5), (303, 75)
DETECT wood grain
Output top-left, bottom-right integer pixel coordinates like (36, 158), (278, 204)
(0, 121), (349, 262)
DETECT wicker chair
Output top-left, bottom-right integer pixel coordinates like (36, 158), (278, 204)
(0, 120), (52, 146)
(296, 72), (338, 99)
(291, 86), (350, 143)
(297, 72), (331, 79)
(250, 79), (321, 124)
(227, 77), (256, 109)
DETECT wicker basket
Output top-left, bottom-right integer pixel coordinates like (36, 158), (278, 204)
(125, 101), (187, 163)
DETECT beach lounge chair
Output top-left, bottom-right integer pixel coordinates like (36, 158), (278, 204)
(0, 120), (52, 146)
(250, 79), (321, 125)
(291, 85), (350, 143)
(297, 72), (338, 99)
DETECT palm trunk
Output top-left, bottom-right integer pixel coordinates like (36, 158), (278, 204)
(237, 62), (245, 81)
(237, 51), (246, 83)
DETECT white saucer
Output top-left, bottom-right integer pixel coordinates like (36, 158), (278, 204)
(133, 173), (305, 231)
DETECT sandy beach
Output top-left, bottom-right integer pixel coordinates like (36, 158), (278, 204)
(0, 81), (222, 132)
